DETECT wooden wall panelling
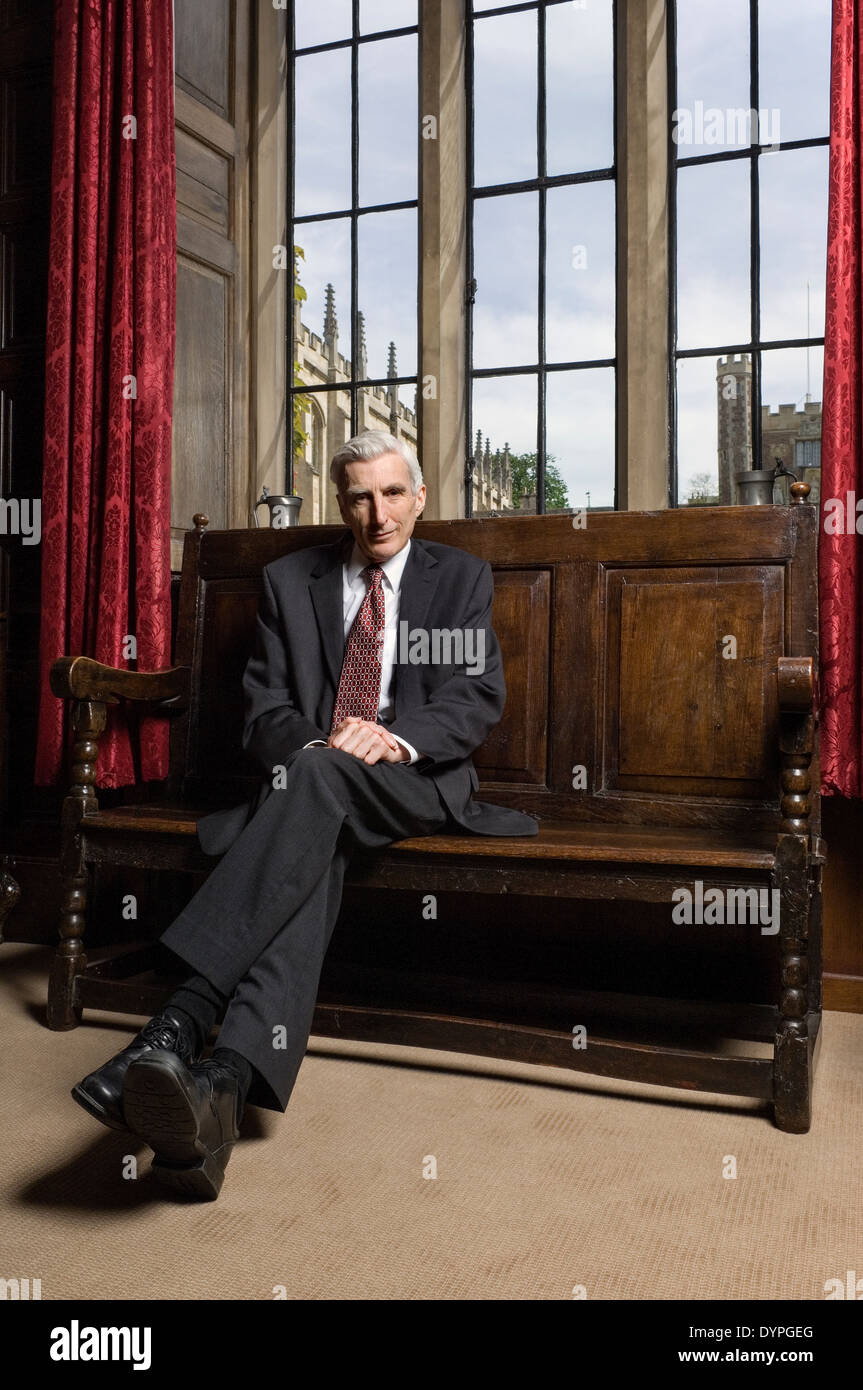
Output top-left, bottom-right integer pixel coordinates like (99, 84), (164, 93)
(473, 568), (551, 785)
(0, 0), (56, 852)
(172, 0), (251, 573)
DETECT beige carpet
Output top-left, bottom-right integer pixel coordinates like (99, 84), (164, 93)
(1, 942), (861, 1301)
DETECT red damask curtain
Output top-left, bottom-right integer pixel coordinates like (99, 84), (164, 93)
(820, 0), (863, 796)
(35, 0), (176, 789)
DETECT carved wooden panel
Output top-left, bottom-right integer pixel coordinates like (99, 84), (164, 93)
(473, 568), (551, 785)
(172, 258), (229, 530)
(175, 128), (230, 235)
(603, 565), (784, 798)
(0, 0), (53, 836)
(0, 222), (45, 351)
(174, 0), (232, 120)
(171, 0), (250, 571)
(0, 68), (52, 196)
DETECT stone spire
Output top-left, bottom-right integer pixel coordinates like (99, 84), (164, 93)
(387, 340), (398, 431)
(355, 309), (368, 381)
(323, 283), (338, 366)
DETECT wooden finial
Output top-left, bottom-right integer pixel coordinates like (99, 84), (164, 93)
(789, 481), (810, 503)
(192, 514), (210, 531)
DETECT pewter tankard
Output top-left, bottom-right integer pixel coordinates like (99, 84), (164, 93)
(251, 486), (303, 527)
(735, 460), (800, 506)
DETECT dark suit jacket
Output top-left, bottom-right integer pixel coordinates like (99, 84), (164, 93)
(196, 532), (539, 855)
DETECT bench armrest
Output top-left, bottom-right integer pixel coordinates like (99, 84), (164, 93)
(50, 655), (191, 708)
(777, 656), (814, 713)
(777, 657), (816, 838)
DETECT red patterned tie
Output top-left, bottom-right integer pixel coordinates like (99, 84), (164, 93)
(330, 564), (386, 731)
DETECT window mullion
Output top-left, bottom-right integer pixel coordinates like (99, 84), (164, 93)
(749, 0), (762, 474)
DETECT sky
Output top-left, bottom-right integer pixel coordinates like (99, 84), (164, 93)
(292, 0), (832, 508)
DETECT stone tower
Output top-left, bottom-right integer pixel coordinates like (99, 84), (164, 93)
(716, 354), (753, 504)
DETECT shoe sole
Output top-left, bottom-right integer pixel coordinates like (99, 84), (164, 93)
(70, 1083), (127, 1132)
(123, 1055), (232, 1201)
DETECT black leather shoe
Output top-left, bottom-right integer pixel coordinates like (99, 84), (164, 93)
(71, 1008), (201, 1132)
(122, 1054), (240, 1200)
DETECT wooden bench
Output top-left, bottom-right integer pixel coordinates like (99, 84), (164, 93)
(47, 499), (824, 1132)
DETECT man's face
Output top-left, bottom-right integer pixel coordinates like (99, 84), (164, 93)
(336, 452), (426, 563)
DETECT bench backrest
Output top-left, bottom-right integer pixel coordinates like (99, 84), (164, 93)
(171, 506), (819, 837)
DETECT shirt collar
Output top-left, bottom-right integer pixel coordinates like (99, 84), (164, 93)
(346, 537), (412, 592)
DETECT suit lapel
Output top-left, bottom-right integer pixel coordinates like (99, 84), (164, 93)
(394, 539), (439, 716)
(309, 533), (351, 694)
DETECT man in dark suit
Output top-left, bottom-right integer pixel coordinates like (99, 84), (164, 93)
(72, 429), (538, 1199)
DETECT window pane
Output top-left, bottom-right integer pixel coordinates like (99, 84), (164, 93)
(677, 355), (729, 506)
(295, 0), (352, 49)
(546, 368), (615, 512)
(674, 0), (750, 156)
(761, 346), (823, 501)
(473, 9), (537, 186)
(677, 160), (751, 350)
(759, 146), (828, 343)
(356, 379), (418, 444)
(294, 50), (351, 216)
(293, 219), (352, 372)
(359, 36), (417, 207)
(546, 181), (615, 363)
(360, 0), (417, 33)
(358, 207), (417, 378)
(546, 0), (613, 176)
(759, 0), (831, 143)
(473, 192), (538, 369)
(471, 375), (537, 514)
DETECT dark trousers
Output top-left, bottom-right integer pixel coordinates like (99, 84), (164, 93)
(159, 747), (449, 1111)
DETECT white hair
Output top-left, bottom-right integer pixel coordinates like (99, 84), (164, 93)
(330, 430), (423, 495)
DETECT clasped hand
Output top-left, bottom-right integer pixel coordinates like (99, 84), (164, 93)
(325, 717), (408, 765)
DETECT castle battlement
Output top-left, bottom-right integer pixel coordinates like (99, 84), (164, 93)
(762, 401), (822, 428)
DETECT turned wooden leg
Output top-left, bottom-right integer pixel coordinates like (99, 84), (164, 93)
(773, 662), (818, 1132)
(47, 824), (89, 1030)
(772, 834), (812, 1133)
(47, 699), (106, 1031)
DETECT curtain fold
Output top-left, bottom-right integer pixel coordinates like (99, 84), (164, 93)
(820, 0), (863, 797)
(35, 0), (176, 789)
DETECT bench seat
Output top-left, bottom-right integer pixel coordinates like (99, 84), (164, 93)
(83, 804), (779, 870)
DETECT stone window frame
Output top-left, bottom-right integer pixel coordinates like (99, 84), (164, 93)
(667, 0), (830, 506)
(253, 0), (671, 518)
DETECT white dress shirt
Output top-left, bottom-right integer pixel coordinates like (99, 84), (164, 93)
(304, 537), (420, 764)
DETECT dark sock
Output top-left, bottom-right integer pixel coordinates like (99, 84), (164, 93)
(211, 1047), (253, 1121)
(165, 974), (228, 1053)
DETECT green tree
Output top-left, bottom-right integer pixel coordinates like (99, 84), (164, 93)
(506, 451), (570, 510)
(292, 246), (312, 476)
(685, 471), (718, 506)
